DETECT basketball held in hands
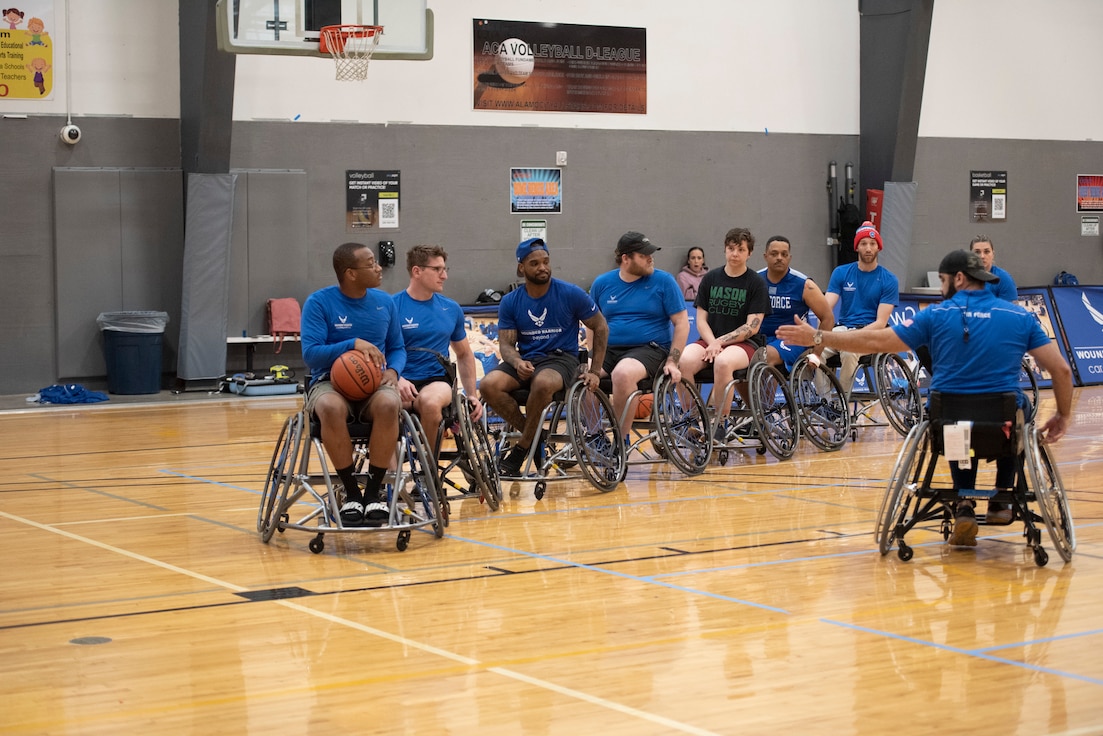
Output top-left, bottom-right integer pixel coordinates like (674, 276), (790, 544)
(330, 351), (383, 401)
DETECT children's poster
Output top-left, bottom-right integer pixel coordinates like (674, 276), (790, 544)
(0, 1), (55, 100)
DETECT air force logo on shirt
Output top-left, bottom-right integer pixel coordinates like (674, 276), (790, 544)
(336, 315), (352, 330)
(402, 316), (419, 330)
(528, 308), (548, 327)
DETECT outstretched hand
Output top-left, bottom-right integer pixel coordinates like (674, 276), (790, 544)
(775, 316), (816, 347)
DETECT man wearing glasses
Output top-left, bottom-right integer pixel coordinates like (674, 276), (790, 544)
(301, 242), (406, 527)
(392, 244), (483, 455)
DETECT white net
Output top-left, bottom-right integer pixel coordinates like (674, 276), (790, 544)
(321, 25), (383, 82)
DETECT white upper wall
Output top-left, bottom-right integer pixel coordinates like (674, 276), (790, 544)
(920, 0), (1103, 140)
(2, 0), (1100, 142)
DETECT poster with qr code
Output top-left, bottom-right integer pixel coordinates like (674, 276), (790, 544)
(970, 170), (1007, 221)
(346, 170), (401, 231)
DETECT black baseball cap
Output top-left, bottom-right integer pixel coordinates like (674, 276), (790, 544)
(616, 231), (660, 256)
(938, 249), (999, 283)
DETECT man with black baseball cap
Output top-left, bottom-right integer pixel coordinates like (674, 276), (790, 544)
(591, 231), (688, 435)
(778, 249), (1072, 549)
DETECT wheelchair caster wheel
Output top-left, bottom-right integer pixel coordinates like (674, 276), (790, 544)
(1033, 547), (1048, 567)
(605, 468), (617, 482)
(397, 530), (411, 552)
(308, 535), (325, 554)
(535, 481), (546, 500)
(756, 446), (766, 455)
(897, 544), (913, 561)
(941, 521), (952, 540)
(719, 450), (729, 465)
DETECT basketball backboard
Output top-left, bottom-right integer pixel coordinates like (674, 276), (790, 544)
(215, 0), (433, 60)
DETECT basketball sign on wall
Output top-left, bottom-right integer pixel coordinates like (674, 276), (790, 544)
(473, 19), (647, 114)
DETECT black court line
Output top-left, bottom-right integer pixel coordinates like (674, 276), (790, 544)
(0, 529), (871, 632)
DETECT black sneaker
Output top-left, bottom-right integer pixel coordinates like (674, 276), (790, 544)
(985, 501), (1013, 525)
(498, 445), (526, 477)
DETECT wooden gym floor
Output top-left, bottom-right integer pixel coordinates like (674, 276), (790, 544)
(1, 387), (1101, 735)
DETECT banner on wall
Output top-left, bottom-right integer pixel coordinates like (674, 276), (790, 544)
(1049, 285), (1103, 386)
(346, 170), (400, 231)
(510, 168), (561, 214)
(970, 170), (1007, 221)
(473, 19), (646, 114)
(0, 0), (55, 100)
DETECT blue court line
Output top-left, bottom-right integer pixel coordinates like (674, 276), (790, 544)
(29, 473), (168, 511)
(822, 618), (1103, 687)
(444, 531), (790, 614)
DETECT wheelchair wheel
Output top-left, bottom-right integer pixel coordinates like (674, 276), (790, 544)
(789, 354), (849, 452)
(565, 382), (626, 492)
(1025, 426), (1074, 562)
(747, 362), (799, 460)
(399, 412), (445, 538)
(876, 420), (929, 555)
(652, 373), (712, 475)
(1020, 358), (1040, 422)
(259, 412), (303, 542)
(451, 392), (501, 511)
(876, 352), (922, 437)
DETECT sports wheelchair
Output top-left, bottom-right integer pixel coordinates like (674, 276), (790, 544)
(693, 348), (800, 464)
(787, 351), (851, 451)
(821, 350), (922, 441)
(407, 348), (502, 514)
(491, 379), (628, 500)
(258, 404), (444, 554)
(875, 391), (1074, 567)
(606, 372), (712, 476)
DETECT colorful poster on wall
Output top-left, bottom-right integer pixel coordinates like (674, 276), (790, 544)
(1049, 285), (1103, 386)
(1076, 174), (1103, 213)
(346, 170), (400, 231)
(473, 19), (646, 114)
(0, 0), (55, 100)
(510, 168), (561, 214)
(970, 170), (1007, 221)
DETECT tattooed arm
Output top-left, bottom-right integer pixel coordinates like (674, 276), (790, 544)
(714, 313), (764, 347)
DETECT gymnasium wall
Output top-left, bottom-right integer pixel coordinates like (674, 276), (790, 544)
(0, 1), (1100, 395)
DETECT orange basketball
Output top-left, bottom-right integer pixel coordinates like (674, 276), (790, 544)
(635, 393), (654, 420)
(330, 350), (383, 401)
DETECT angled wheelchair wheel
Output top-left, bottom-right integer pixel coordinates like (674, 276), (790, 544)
(259, 412), (303, 542)
(399, 411), (445, 538)
(876, 420), (929, 555)
(451, 392), (501, 511)
(565, 382), (626, 492)
(1025, 426), (1074, 563)
(747, 363), (799, 460)
(875, 353), (922, 437)
(1020, 359), (1040, 423)
(652, 373), (712, 475)
(789, 354), (850, 451)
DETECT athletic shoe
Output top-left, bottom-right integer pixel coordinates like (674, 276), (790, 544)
(948, 504), (978, 547)
(985, 501), (1013, 526)
(339, 500), (364, 526)
(362, 500), (389, 527)
(713, 420), (728, 443)
(498, 445), (526, 478)
(588, 433), (614, 457)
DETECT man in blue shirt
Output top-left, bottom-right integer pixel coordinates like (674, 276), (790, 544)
(824, 221), (899, 396)
(757, 235), (835, 371)
(970, 235), (1018, 301)
(778, 249), (1073, 548)
(393, 244), (482, 456)
(480, 238), (609, 477)
(590, 231), (688, 432)
(301, 242), (406, 527)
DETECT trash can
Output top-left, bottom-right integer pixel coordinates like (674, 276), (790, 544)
(96, 311), (170, 394)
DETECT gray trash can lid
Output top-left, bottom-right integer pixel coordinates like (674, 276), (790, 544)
(96, 311), (170, 333)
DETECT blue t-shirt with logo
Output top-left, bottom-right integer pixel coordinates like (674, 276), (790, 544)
(827, 263), (899, 327)
(590, 269), (686, 348)
(498, 278), (598, 360)
(301, 285), (406, 388)
(392, 290), (466, 381)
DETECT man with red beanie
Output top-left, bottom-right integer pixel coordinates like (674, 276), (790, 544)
(822, 221), (899, 397)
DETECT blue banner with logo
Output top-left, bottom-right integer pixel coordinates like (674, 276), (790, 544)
(1049, 285), (1103, 386)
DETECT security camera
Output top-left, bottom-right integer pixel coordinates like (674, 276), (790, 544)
(60, 124), (81, 144)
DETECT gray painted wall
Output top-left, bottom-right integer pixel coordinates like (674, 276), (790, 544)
(2, 114), (1099, 395)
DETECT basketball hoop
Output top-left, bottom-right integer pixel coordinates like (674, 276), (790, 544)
(319, 25), (383, 82)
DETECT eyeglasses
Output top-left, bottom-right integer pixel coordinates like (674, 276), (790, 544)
(349, 265), (377, 270)
(421, 265), (449, 274)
